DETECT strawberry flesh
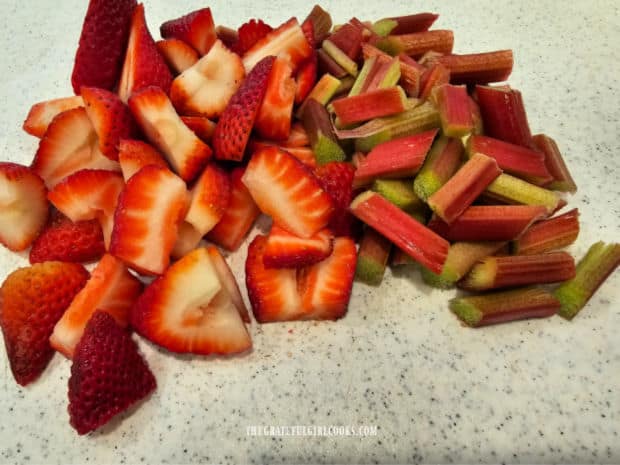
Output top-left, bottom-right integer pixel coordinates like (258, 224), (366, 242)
(263, 225), (334, 268)
(233, 19), (273, 55)
(314, 162), (357, 237)
(160, 8), (216, 56)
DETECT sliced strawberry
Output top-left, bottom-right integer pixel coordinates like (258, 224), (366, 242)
(50, 254), (143, 358)
(0, 163), (48, 252)
(294, 52), (318, 104)
(71, 0), (137, 93)
(81, 87), (136, 160)
(212, 56), (275, 161)
(245, 235), (303, 323)
(248, 140), (317, 167)
(118, 4), (173, 102)
(171, 221), (204, 258)
(242, 146), (333, 238)
(23, 96), (84, 138)
(207, 167), (261, 251)
(314, 162), (357, 237)
(156, 38), (199, 74)
(185, 163), (231, 235)
(110, 165), (188, 275)
(263, 225), (334, 268)
(170, 40), (245, 118)
(282, 122), (310, 147)
(181, 116), (216, 142)
(68, 311), (156, 435)
(31, 107), (120, 188)
(254, 57), (296, 141)
(232, 19), (273, 55)
(129, 86), (212, 182)
(131, 247), (251, 355)
(118, 139), (168, 181)
(160, 8), (216, 56)
(206, 245), (250, 323)
(0, 262), (89, 385)
(216, 25), (239, 49)
(301, 17), (316, 47)
(29, 212), (105, 264)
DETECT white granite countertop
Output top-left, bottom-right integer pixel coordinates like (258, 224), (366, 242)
(1, 0), (619, 463)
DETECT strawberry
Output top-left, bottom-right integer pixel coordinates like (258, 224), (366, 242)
(118, 139), (168, 181)
(171, 221), (204, 259)
(29, 211), (105, 264)
(68, 311), (156, 435)
(160, 8), (216, 56)
(181, 116), (216, 143)
(263, 225), (334, 268)
(0, 163), (48, 252)
(294, 19), (318, 104)
(156, 38), (199, 74)
(71, 0), (137, 94)
(50, 254), (143, 358)
(282, 122), (310, 147)
(130, 247), (251, 355)
(242, 146), (333, 238)
(232, 19), (273, 55)
(213, 56), (274, 161)
(206, 245), (250, 323)
(129, 86), (212, 182)
(254, 57), (296, 141)
(207, 167), (261, 251)
(0, 262), (89, 385)
(110, 165), (188, 275)
(118, 4), (173, 103)
(23, 96), (84, 138)
(31, 108), (120, 188)
(314, 162), (357, 237)
(81, 87), (136, 161)
(185, 163), (231, 235)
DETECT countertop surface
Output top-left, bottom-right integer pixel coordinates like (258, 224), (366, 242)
(1, 1), (619, 464)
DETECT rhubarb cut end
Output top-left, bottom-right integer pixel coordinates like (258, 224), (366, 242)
(449, 299), (483, 327)
(421, 265), (460, 289)
(355, 256), (387, 286)
(372, 179), (424, 212)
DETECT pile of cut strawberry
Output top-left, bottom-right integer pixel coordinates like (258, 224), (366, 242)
(0, 1), (618, 435)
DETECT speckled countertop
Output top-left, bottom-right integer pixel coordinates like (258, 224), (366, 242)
(1, 0), (619, 464)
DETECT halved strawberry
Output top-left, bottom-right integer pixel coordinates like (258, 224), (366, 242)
(0, 163), (48, 252)
(263, 225), (334, 268)
(23, 96), (84, 138)
(156, 38), (199, 74)
(207, 167), (261, 251)
(71, 0), (137, 93)
(254, 57), (296, 141)
(314, 162), (357, 237)
(110, 165), (188, 275)
(206, 245), (250, 323)
(31, 107), (120, 188)
(170, 40), (245, 118)
(118, 4), (173, 102)
(50, 254), (143, 359)
(0, 262), (89, 385)
(131, 247), (251, 355)
(171, 221), (204, 258)
(294, 19), (318, 104)
(81, 87), (136, 160)
(68, 311), (156, 435)
(118, 139), (168, 181)
(129, 86), (212, 182)
(216, 25), (239, 49)
(160, 8), (216, 56)
(213, 56), (275, 161)
(242, 146), (333, 238)
(181, 116), (216, 142)
(232, 19), (273, 55)
(282, 122), (310, 147)
(185, 163), (231, 235)
(248, 140), (317, 167)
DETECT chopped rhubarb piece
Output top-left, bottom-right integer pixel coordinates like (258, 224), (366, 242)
(485, 173), (561, 214)
(263, 225), (333, 268)
(372, 179), (426, 213)
(418, 50), (445, 67)
(390, 248), (417, 267)
(371, 19), (397, 37)
(468, 95), (484, 135)
(467, 135), (553, 185)
(350, 191), (449, 273)
(459, 251), (576, 291)
(23, 96), (84, 138)
(475, 85), (533, 147)
(433, 51), (513, 85)
(428, 205), (548, 241)
(512, 208), (579, 255)
(327, 22), (363, 59)
(322, 40), (359, 76)
(533, 134), (577, 193)
(555, 242), (620, 320)
(376, 30), (454, 57)
(413, 136), (463, 201)
(419, 62), (451, 100)
(332, 86), (407, 126)
(355, 227), (392, 285)
(296, 73), (341, 118)
(428, 153), (502, 224)
(304, 5), (332, 44)
(301, 99), (346, 165)
(353, 129), (437, 188)
(360, 44), (422, 97)
(317, 49), (348, 79)
(181, 116), (216, 142)
(364, 57), (402, 92)
(383, 13), (439, 34)
(432, 84), (474, 137)
(450, 287), (560, 327)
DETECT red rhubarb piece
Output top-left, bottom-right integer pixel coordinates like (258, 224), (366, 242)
(533, 134), (577, 193)
(432, 84), (475, 138)
(435, 51), (514, 85)
(332, 86), (407, 126)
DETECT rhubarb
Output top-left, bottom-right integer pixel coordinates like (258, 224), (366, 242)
(533, 134), (577, 193)
(301, 98), (346, 165)
(512, 208), (579, 255)
(485, 173), (562, 214)
(304, 5), (333, 44)
(434, 51), (514, 85)
(390, 248), (417, 267)
(372, 179), (426, 213)
(382, 13), (439, 35)
(432, 84), (474, 138)
(413, 136), (463, 201)
(322, 40), (359, 76)
(419, 63), (451, 100)
(355, 227), (392, 285)
(296, 73), (341, 117)
(332, 86), (407, 126)
(361, 43), (422, 97)
(327, 22), (363, 59)
(363, 58), (402, 93)
(376, 30), (454, 57)
(317, 49), (348, 79)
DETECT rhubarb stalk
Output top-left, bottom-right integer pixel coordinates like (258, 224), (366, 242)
(355, 227), (392, 285)
(512, 208), (579, 255)
(413, 136), (463, 201)
(533, 134), (577, 193)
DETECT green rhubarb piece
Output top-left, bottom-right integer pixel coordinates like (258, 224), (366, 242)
(296, 73), (341, 118)
(485, 173), (561, 214)
(301, 98), (346, 165)
(376, 58), (402, 89)
(372, 179), (425, 212)
(349, 57), (378, 97)
(355, 228), (392, 285)
(371, 18), (398, 37)
(322, 40), (359, 77)
(555, 241), (620, 320)
(413, 136), (464, 201)
(335, 76), (356, 96)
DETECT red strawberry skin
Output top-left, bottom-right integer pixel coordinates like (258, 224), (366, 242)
(233, 19), (273, 55)
(68, 311), (156, 435)
(160, 8), (216, 55)
(0, 262), (89, 386)
(71, 0), (137, 94)
(314, 162), (357, 237)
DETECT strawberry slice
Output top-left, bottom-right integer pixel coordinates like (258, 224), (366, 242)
(242, 146), (333, 238)
(254, 57), (296, 141)
(0, 163), (48, 252)
(156, 38), (199, 74)
(0, 262), (89, 385)
(185, 163), (231, 235)
(131, 247), (251, 355)
(23, 96), (84, 138)
(171, 221), (204, 259)
(232, 19), (273, 55)
(71, 0), (137, 93)
(294, 19), (318, 104)
(129, 86), (212, 182)
(110, 165), (188, 275)
(81, 87), (136, 161)
(31, 107), (120, 188)
(180, 116), (216, 142)
(68, 311), (156, 435)
(50, 254), (143, 358)
(207, 167), (261, 251)
(263, 225), (334, 268)
(206, 245), (250, 323)
(118, 139), (168, 181)
(314, 161), (357, 237)
(212, 56), (275, 161)
(118, 4), (173, 103)
(160, 8), (216, 56)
